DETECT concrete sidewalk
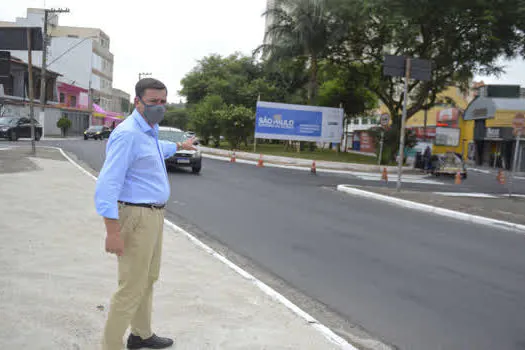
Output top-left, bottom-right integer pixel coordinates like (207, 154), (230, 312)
(0, 147), (347, 350)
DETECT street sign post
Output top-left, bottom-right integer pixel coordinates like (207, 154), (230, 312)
(378, 114), (390, 165)
(509, 113), (525, 197)
(383, 55), (432, 191)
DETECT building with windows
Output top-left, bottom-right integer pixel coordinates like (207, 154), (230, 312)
(463, 84), (525, 171)
(110, 88), (131, 115)
(0, 55), (90, 136)
(0, 8), (129, 119)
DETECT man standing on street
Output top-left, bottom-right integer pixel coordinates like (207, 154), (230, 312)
(95, 78), (196, 350)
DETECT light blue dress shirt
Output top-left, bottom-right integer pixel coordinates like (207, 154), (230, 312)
(94, 109), (178, 219)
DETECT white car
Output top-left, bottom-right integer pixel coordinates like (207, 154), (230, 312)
(158, 126), (202, 173)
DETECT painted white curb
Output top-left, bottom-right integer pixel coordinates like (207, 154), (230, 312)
(41, 146), (358, 350)
(336, 185), (525, 234)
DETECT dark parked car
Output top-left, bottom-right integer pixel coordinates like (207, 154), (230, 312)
(0, 116), (42, 141)
(158, 126), (202, 173)
(84, 125), (111, 140)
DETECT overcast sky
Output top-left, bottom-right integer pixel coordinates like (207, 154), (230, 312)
(1, 0), (268, 103)
(2, 0), (525, 104)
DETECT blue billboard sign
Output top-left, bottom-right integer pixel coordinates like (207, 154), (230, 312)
(255, 106), (322, 137)
(255, 101), (344, 143)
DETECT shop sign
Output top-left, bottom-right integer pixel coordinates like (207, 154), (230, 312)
(435, 127), (460, 146)
(485, 128), (501, 139)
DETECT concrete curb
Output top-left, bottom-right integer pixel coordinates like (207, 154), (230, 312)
(336, 185), (525, 234)
(200, 146), (412, 173)
(39, 145), (359, 350)
(203, 153), (379, 176)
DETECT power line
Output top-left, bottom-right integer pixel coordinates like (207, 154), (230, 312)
(46, 36), (94, 67)
(40, 7), (70, 111)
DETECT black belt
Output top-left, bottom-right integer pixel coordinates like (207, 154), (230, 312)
(118, 201), (165, 209)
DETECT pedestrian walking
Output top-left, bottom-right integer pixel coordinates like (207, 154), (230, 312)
(94, 78), (196, 350)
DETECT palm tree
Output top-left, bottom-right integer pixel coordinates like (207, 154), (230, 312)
(255, 0), (336, 105)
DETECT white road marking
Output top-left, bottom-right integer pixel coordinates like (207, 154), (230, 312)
(352, 173), (444, 185)
(433, 192), (500, 198)
(337, 185), (525, 233)
(468, 168), (492, 174)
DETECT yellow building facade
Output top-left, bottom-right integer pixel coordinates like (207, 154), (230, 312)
(378, 86), (474, 160)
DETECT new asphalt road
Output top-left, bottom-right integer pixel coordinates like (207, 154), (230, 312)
(17, 140), (525, 350)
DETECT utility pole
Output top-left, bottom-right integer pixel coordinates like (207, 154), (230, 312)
(138, 72), (152, 81)
(396, 58), (411, 192)
(39, 8), (70, 137)
(39, 8), (70, 108)
(27, 28), (36, 154)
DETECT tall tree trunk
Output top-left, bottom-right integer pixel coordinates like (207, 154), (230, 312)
(305, 54), (319, 152)
(307, 54), (318, 105)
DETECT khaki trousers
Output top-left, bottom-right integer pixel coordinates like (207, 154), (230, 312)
(102, 204), (165, 350)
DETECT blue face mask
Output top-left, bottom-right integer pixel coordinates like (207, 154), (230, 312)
(139, 97), (166, 125)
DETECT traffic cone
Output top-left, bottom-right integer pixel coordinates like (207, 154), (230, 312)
(230, 151), (236, 163)
(311, 160), (316, 174)
(381, 167), (388, 182)
(497, 170), (506, 185)
(257, 154), (264, 167)
(455, 171), (462, 185)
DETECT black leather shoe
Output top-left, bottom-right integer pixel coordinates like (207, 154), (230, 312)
(127, 333), (174, 349)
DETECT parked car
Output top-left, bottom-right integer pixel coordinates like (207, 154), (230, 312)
(158, 126), (202, 174)
(430, 152), (467, 179)
(84, 125), (112, 140)
(0, 115), (42, 141)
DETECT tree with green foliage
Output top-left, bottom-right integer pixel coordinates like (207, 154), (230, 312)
(261, 57), (310, 105)
(161, 108), (189, 130)
(188, 95), (225, 146)
(217, 105), (255, 149)
(57, 117), (72, 137)
(317, 61), (379, 151)
(257, 0), (341, 104)
(180, 53), (280, 108)
(328, 0), (525, 128)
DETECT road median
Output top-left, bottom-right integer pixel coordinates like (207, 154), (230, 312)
(201, 146), (417, 174)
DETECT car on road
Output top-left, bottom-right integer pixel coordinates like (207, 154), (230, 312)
(84, 125), (112, 140)
(0, 115), (43, 141)
(430, 152), (467, 179)
(158, 126), (202, 174)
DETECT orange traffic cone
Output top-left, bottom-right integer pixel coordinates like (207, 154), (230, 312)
(381, 167), (388, 182)
(230, 151), (236, 163)
(497, 170), (506, 185)
(455, 171), (462, 185)
(311, 160), (317, 174)
(257, 154), (264, 167)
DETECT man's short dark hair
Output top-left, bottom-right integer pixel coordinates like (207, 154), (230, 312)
(135, 78), (167, 98)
